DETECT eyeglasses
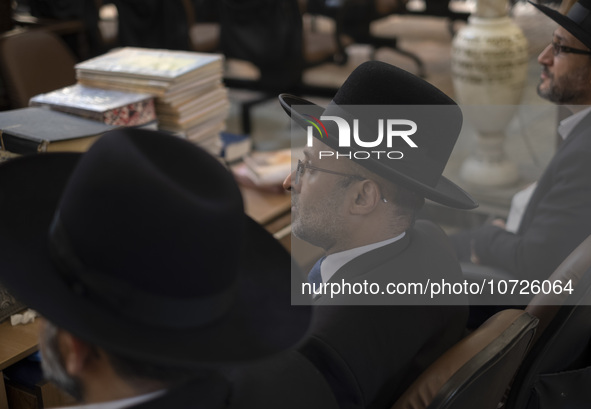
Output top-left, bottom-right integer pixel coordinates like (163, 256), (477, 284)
(295, 159), (364, 185)
(294, 160), (389, 203)
(551, 41), (591, 56)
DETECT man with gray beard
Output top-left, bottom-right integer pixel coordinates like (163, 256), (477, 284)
(280, 61), (474, 409)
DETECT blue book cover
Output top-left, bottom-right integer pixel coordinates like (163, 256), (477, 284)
(220, 131), (252, 162)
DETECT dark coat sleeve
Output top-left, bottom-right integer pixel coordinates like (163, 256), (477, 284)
(471, 142), (591, 280)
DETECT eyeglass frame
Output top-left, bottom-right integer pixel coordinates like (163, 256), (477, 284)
(294, 160), (388, 202)
(295, 159), (364, 185)
(551, 41), (591, 56)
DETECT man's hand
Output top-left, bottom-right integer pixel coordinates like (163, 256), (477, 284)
(491, 218), (507, 229)
(470, 219), (506, 264)
(470, 239), (480, 265)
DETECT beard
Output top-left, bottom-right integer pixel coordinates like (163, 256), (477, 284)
(537, 65), (591, 104)
(39, 321), (84, 402)
(291, 187), (346, 250)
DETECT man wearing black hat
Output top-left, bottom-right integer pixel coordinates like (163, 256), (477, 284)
(281, 61), (472, 409)
(451, 0), (591, 283)
(0, 129), (333, 408)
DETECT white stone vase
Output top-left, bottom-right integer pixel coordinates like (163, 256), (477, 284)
(451, 0), (529, 187)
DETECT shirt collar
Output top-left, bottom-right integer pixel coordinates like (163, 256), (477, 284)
(558, 106), (591, 140)
(54, 390), (166, 409)
(320, 232), (406, 283)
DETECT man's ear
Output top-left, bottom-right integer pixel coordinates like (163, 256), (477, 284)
(350, 180), (381, 215)
(58, 330), (96, 377)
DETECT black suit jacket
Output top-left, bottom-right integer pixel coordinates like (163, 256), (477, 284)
(456, 112), (591, 280)
(301, 221), (468, 409)
(227, 350), (340, 409)
(123, 360), (339, 409)
(98, 354), (338, 409)
(125, 376), (230, 409)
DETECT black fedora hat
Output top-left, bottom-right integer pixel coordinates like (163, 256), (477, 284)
(0, 129), (310, 366)
(279, 61), (477, 210)
(529, 0), (591, 50)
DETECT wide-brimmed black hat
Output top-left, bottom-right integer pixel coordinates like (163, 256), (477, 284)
(529, 0), (591, 50)
(0, 129), (310, 366)
(279, 61), (477, 210)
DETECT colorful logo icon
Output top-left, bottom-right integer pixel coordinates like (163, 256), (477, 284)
(303, 114), (328, 139)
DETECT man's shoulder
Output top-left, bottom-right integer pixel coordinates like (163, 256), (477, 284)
(562, 114), (591, 151)
(127, 378), (230, 409)
(411, 219), (449, 243)
(313, 220), (465, 305)
(543, 121), (591, 179)
(336, 219), (460, 282)
(411, 220), (456, 256)
(377, 220), (459, 278)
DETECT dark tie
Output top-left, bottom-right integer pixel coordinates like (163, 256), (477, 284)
(308, 256), (325, 286)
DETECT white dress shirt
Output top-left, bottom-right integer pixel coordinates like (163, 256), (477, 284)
(320, 232), (406, 283)
(53, 390), (166, 409)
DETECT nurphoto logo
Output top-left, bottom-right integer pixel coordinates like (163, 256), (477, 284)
(305, 114), (418, 161)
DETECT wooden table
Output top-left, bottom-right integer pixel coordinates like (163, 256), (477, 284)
(0, 319), (40, 409)
(240, 186), (292, 249)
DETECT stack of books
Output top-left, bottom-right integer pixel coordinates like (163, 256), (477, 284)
(1, 83), (158, 159)
(75, 47), (229, 156)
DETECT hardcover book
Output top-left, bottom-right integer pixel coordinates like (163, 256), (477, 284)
(75, 47), (223, 82)
(220, 132), (252, 163)
(0, 107), (117, 154)
(29, 84), (156, 126)
(242, 149), (293, 186)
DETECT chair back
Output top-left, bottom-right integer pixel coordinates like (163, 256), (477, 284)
(0, 30), (76, 108)
(375, 0), (408, 15)
(220, 0), (304, 90)
(505, 235), (591, 409)
(525, 235), (591, 337)
(181, 0), (220, 52)
(392, 309), (538, 409)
